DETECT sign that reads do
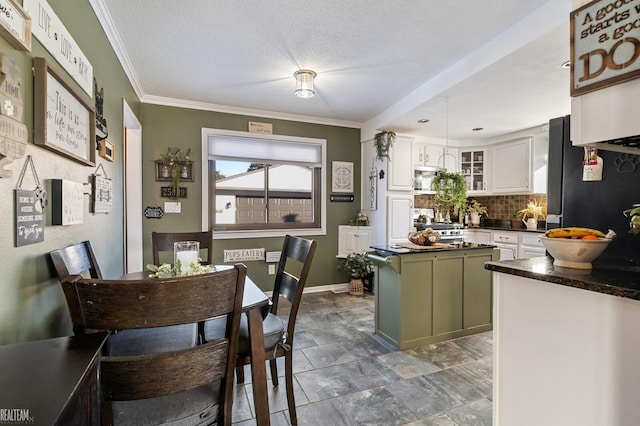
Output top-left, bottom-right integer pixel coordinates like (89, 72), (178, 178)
(571, 0), (640, 96)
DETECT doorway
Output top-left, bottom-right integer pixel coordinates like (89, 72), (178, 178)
(123, 101), (142, 273)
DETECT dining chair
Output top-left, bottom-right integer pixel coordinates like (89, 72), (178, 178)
(207, 235), (316, 425)
(49, 240), (103, 280)
(60, 265), (246, 426)
(151, 229), (213, 266)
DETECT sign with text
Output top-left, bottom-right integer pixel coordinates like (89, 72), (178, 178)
(15, 189), (44, 246)
(223, 248), (265, 263)
(24, 0), (92, 96)
(571, 0), (640, 96)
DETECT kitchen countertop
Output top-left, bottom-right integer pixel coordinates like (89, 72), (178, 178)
(485, 256), (640, 301)
(466, 226), (545, 233)
(371, 242), (496, 255)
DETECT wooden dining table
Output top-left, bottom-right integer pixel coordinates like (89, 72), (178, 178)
(121, 266), (272, 425)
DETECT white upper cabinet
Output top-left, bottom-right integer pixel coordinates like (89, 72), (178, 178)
(492, 138), (532, 193)
(412, 142), (442, 168)
(460, 149), (489, 194)
(387, 137), (414, 191)
(442, 147), (459, 173)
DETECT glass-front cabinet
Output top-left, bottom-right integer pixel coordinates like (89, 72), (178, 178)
(460, 149), (487, 193)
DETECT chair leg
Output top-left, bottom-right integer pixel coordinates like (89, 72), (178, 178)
(270, 358), (279, 386)
(236, 364), (245, 384)
(285, 351), (297, 425)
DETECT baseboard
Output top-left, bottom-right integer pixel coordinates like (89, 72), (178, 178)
(264, 282), (349, 297)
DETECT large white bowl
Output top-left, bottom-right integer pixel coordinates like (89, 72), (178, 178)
(539, 236), (611, 269)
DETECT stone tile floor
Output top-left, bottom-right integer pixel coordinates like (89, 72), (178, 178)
(232, 291), (493, 425)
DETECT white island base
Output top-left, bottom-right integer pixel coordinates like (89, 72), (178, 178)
(493, 272), (640, 426)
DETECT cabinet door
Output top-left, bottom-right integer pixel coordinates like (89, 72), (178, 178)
(461, 149), (488, 193)
(433, 257), (464, 335)
(443, 147), (458, 172)
(492, 138), (532, 193)
(387, 195), (413, 244)
(463, 251), (494, 329)
(387, 138), (413, 191)
(355, 227), (376, 252)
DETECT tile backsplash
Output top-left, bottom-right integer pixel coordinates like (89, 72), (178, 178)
(414, 193), (547, 221)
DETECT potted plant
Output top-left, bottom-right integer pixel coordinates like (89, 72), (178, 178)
(623, 203), (640, 234)
(374, 130), (396, 161)
(159, 147), (191, 198)
(467, 199), (488, 227)
(339, 252), (374, 296)
(511, 210), (523, 229)
(518, 200), (545, 230)
(431, 171), (467, 223)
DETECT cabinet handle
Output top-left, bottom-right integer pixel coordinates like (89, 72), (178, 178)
(419, 152), (423, 162)
(425, 154), (429, 163)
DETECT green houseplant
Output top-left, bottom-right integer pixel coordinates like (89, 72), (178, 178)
(431, 171), (467, 222)
(374, 130), (396, 161)
(339, 253), (374, 296)
(623, 203), (640, 234)
(159, 147), (191, 198)
(467, 199), (488, 227)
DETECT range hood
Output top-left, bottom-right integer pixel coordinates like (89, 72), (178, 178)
(571, 79), (640, 154)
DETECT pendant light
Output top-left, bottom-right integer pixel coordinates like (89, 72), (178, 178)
(294, 69), (316, 98)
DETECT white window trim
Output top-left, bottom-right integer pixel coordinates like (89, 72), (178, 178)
(201, 127), (327, 239)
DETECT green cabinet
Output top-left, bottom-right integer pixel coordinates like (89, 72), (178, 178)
(372, 247), (497, 350)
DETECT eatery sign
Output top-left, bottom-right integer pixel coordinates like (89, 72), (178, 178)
(571, 0), (640, 96)
(224, 248), (265, 263)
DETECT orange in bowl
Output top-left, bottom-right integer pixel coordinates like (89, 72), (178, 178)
(539, 236), (611, 269)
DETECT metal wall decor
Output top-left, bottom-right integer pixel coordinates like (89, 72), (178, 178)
(14, 155), (45, 246)
(94, 78), (108, 150)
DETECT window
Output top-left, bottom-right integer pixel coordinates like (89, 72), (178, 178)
(202, 128), (326, 239)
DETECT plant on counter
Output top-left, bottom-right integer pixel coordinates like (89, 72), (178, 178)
(374, 130), (396, 161)
(518, 200), (545, 220)
(623, 203), (640, 234)
(467, 199), (489, 216)
(431, 171), (467, 220)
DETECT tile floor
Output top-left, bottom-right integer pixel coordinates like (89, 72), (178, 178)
(232, 291), (493, 425)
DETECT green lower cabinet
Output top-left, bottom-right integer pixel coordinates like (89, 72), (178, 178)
(373, 247), (498, 350)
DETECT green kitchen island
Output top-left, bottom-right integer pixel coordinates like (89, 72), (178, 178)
(368, 243), (498, 350)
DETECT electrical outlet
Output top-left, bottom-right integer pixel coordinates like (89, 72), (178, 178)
(268, 264), (275, 275)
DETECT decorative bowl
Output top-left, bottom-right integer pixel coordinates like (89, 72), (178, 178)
(539, 236), (611, 269)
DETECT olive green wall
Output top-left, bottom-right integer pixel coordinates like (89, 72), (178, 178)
(140, 104), (362, 291)
(0, 1), (140, 344)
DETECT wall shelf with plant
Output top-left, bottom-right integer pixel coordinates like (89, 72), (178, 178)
(156, 147), (193, 197)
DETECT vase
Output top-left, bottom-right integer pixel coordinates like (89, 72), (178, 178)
(470, 213), (481, 227)
(523, 218), (538, 230)
(161, 164), (171, 178)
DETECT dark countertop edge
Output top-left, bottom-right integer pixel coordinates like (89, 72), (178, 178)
(467, 226), (545, 233)
(371, 243), (497, 256)
(485, 257), (640, 301)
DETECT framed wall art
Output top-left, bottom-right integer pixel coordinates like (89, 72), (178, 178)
(50, 179), (84, 225)
(33, 57), (96, 166)
(0, 0), (31, 52)
(99, 139), (115, 162)
(331, 161), (354, 193)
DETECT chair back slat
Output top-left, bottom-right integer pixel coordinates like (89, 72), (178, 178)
(72, 269), (238, 330)
(101, 339), (229, 401)
(50, 241), (102, 280)
(152, 230), (213, 266)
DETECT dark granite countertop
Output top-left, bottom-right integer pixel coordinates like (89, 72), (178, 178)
(371, 243), (496, 256)
(485, 256), (640, 301)
(467, 226), (545, 233)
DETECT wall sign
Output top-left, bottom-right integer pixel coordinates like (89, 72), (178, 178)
(161, 186), (187, 198)
(330, 194), (354, 202)
(332, 161), (354, 193)
(144, 205), (164, 219)
(91, 165), (112, 214)
(23, 0), (93, 96)
(570, 0), (640, 96)
(223, 248), (265, 263)
(50, 179), (83, 225)
(0, 0), (31, 51)
(15, 189), (44, 246)
(33, 57), (95, 166)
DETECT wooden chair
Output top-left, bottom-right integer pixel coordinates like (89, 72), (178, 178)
(208, 235), (316, 425)
(61, 265), (246, 426)
(151, 230), (213, 266)
(49, 241), (103, 280)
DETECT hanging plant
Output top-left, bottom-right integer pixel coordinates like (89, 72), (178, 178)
(431, 171), (467, 217)
(159, 147), (191, 197)
(374, 130), (396, 161)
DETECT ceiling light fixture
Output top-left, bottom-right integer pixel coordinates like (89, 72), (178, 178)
(417, 119), (430, 123)
(294, 69), (316, 98)
(472, 127), (484, 131)
(561, 60), (571, 69)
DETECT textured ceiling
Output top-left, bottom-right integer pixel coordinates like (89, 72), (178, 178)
(95, 0), (572, 141)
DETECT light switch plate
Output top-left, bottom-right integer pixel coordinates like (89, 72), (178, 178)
(268, 264), (275, 275)
(164, 202), (181, 213)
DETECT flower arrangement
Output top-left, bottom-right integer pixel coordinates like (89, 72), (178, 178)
(518, 200), (545, 220)
(467, 199), (488, 216)
(159, 147), (191, 196)
(147, 261), (215, 278)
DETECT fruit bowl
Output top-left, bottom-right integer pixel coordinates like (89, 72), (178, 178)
(539, 236), (611, 269)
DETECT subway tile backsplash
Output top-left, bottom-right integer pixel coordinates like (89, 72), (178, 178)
(414, 193), (547, 221)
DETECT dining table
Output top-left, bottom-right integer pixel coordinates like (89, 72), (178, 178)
(121, 265), (272, 425)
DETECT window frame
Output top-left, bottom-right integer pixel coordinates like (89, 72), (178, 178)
(201, 128), (327, 239)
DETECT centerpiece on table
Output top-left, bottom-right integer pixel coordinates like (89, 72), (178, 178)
(147, 241), (214, 278)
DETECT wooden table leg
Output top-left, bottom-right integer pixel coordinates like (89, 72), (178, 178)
(247, 308), (270, 425)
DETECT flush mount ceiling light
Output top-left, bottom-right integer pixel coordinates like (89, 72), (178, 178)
(294, 69), (316, 98)
(472, 127), (484, 131)
(417, 119), (430, 123)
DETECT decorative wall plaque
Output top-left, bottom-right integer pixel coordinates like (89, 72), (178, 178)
(14, 155), (45, 247)
(161, 186), (187, 198)
(0, 55), (27, 177)
(50, 179), (83, 225)
(23, 0), (93, 96)
(144, 205), (164, 219)
(91, 164), (112, 214)
(33, 58), (95, 166)
(0, 0), (31, 51)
